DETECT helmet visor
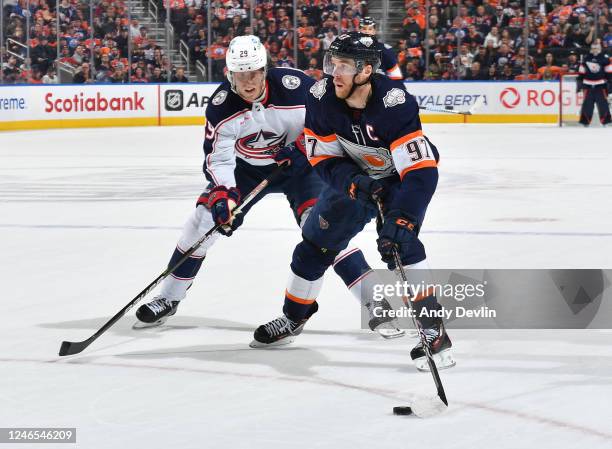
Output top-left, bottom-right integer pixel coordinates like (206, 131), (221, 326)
(323, 53), (359, 76)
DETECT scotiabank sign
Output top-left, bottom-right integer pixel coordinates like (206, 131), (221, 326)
(0, 84), (156, 122)
(44, 91), (145, 112)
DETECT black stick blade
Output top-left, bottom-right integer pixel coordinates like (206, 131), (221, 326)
(58, 339), (90, 356)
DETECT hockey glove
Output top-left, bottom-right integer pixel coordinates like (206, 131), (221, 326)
(197, 186), (243, 236)
(348, 174), (387, 207)
(576, 79), (583, 93)
(274, 133), (309, 176)
(377, 210), (419, 270)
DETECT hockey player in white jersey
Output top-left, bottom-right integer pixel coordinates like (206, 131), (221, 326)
(134, 35), (403, 341)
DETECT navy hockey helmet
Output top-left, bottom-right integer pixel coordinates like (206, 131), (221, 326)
(359, 16), (376, 28)
(324, 32), (381, 76)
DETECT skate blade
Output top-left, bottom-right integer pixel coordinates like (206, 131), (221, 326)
(414, 348), (456, 372)
(132, 316), (170, 330)
(249, 336), (296, 349)
(376, 327), (406, 339)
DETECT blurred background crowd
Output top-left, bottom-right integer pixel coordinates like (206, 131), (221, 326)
(1, 0), (609, 84)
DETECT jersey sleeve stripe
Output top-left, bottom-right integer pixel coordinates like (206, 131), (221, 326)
(399, 160), (438, 179)
(386, 64), (404, 80)
(390, 130), (424, 150)
(304, 127), (337, 142)
(309, 154), (340, 166)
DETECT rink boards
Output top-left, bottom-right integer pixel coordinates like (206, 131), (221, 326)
(0, 80), (578, 131)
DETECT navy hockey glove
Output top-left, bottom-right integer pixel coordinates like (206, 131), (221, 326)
(197, 186), (242, 236)
(576, 78), (584, 93)
(377, 210), (419, 270)
(348, 174), (387, 207)
(274, 133), (309, 176)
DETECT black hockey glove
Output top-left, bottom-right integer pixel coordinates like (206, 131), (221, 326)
(197, 186), (243, 236)
(274, 133), (309, 176)
(348, 174), (387, 207)
(377, 210), (419, 270)
(576, 78), (584, 93)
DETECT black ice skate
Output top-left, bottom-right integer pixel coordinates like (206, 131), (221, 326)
(365, 298), (405, 339)
(250, 302), (319, 348)
(133, 296), (180, 329)
(410, 318), (455, 371)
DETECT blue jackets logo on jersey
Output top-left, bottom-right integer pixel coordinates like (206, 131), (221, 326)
(212, 90), (228, 105)
(282, 75), (301, 89)
(235, 130), (288, 159)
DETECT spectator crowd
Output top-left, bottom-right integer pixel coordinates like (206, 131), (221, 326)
(397, 0), (610, 80)
(2, 0), (609, 84)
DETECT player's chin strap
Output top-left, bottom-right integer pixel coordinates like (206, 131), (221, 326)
(346, 66), (374, 103)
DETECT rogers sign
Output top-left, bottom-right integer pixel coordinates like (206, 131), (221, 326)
(44, 91), (145, 112)
(499, 87), (558, 109)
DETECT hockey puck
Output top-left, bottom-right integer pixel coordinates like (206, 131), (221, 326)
(393, 406), (413, 416)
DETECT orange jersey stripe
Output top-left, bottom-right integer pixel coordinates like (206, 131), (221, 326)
(412, 286), (436, 302)
(391, 130), (424, 150)
(304, 127), (337, 143)
(309, 154), (338, 166)
(399, 160), (437, 179)
(285, 290), (316, 305)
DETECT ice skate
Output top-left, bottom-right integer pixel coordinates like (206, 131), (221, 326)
(133, 296), (180, 329)
(410, 318), (455, 371)
(250, 302), (318, 348)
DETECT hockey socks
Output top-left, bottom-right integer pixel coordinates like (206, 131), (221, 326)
(332, 248), (373, 296)
(159, 246), (205, 302)
(283, 271), (323, 321)
(402, 259), (441, 329)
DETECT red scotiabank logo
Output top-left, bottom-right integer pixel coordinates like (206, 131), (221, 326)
(44, 92), (145, 112)
(499, 87), (520, 108)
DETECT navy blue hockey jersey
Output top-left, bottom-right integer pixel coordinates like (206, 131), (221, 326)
(203, 67), (315, 187)
(578, 53), (612, 87)
(304, 74), (439, 218)
(377, 42), (403, 80)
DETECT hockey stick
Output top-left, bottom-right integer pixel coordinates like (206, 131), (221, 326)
(419, 95), (485, 115)
(58, 164), (287, 357)
(376, 203), (448, 418)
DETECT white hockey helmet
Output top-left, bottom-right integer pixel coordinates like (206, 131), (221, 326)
(226, 35), (267, 89)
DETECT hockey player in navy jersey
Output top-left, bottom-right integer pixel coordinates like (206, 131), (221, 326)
(253, 32), (455, 370)
(359, 16), (403, 80)
(134, 35), (403, 341)
(577, 41), (611, 126)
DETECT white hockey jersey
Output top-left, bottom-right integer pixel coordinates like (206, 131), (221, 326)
(202, 68), (315, 187)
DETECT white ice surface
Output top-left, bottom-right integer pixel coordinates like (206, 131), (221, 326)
(1, 124), (611, 449)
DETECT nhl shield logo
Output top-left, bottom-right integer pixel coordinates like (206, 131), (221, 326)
(319, 215), (329, 230)
(383, 88), (406, 108)
(282, 75), (301, 90)
(165, 90), (183, 111)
